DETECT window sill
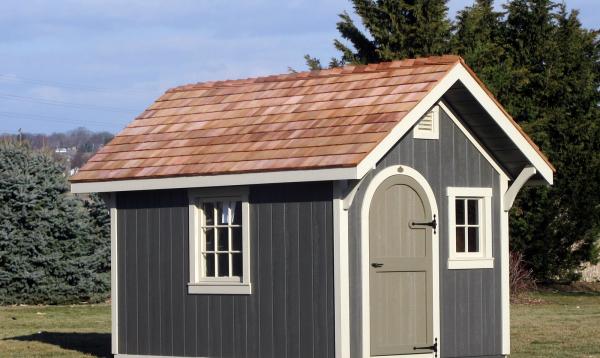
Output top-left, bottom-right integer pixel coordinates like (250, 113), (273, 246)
(448, 257), (494, 270)
(188, 282), (252, 295)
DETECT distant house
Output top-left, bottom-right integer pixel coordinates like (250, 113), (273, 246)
(71, 55), (554, 358)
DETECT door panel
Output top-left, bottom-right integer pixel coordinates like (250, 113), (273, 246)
(369, 175), (434, 356)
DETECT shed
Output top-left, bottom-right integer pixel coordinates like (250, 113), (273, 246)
(71, 55), (554, 358)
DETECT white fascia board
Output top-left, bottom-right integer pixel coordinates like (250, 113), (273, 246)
(356, 63), (554, 185)
(71, 167), (359, 193)
(356, 62), (463, 177)
(451, 65), (554, 185)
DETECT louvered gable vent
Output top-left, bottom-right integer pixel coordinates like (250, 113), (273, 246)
(413, 105), (439, 139)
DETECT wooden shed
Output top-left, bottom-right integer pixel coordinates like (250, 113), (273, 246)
(71, 55), (554, 358)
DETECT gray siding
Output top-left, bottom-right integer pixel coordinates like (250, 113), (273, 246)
(116, 182), (335, 358)
(348, 109), (503, 358)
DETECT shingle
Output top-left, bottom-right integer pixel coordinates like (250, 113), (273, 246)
(71, 55), (462, 182)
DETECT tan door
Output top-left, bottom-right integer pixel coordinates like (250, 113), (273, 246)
(369, 175), (434, 356)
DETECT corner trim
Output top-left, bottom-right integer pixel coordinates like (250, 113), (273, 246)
(106, 193), (118, 355)
(500, 176), (511, 354)
(333, 181), (351, 358)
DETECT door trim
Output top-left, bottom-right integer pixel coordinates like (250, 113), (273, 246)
(360, 165), (440, 358)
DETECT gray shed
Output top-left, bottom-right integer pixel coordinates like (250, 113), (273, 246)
(71, 55), (554, 358)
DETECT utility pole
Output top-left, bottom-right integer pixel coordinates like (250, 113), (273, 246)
(18, 128), (22, 144)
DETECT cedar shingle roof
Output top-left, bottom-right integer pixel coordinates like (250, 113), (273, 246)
(71, 55), (464, 182)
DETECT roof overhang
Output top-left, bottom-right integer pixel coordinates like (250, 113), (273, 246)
(71, 167), (360, 193)
(71, 61), (553, 193)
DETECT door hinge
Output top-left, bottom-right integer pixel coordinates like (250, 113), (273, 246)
(411, 214), (437, 234)
(414, 337), (438, 357)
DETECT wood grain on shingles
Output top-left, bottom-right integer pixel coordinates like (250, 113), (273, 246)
(71, 55), (461, 182)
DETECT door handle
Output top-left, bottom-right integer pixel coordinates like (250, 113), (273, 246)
(371, 263), (383, 268)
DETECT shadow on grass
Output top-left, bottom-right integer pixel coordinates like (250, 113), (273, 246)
(4, 331), (110, 357)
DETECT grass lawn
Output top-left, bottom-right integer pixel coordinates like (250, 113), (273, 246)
(0, 304), (110, 357)
(511, 289), (600, 358)
(0, 290), (599, 357)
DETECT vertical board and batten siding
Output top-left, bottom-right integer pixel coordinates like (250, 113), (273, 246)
(348, 108), (503, 358)
(116, 182), (335, 358)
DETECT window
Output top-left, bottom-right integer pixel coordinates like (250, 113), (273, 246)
(447, 187), (493, 269)
(413, 105), (439, 140)
(188, 187), (251, 294)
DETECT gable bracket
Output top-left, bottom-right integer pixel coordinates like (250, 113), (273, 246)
(503, 166), (537, 212)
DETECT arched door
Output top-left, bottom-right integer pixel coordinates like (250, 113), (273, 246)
(369, 174), (436, 356)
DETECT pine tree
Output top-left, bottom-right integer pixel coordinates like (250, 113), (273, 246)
(307, 0), (600, 280)
(306, 0), (452, 68)
(0, 140), (110, 304)
(504, 2), (600, 280)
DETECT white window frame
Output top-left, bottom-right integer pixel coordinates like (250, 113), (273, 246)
(447, 187), (494, 269)
(413, 105), (439, 140)
(188, 186), (251, 294)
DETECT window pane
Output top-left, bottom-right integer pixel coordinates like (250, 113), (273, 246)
(232, 253), (242, 277)
(205, 254), (215, 277)
(232, 201), (242, 225)
(218, 201), (235, 225)
(217, 228), (228, 251)
(468, 227), (480, 252)
(232, 227), (242, 251)
(204, 227), (215, 251)
(218, 253), (229, 277)
(203, 202), (214, 226)
(468, 199), (479, 225)
(456, 227), (465, 252)
(455, 199), (465, 225)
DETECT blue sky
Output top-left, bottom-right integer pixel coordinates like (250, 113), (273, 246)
(1, 0), (598, 134)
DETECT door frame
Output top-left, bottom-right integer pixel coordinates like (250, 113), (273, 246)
(360, 165), (440, 358)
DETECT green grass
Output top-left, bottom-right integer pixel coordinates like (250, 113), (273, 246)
(0, 304), (110, 357)
(511, 290), (600, 358)
(0, 291), (599, 357)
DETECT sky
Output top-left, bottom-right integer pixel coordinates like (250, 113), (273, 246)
(1, 0), (598, 135)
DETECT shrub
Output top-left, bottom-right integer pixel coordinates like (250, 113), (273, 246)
(0, 140), (109, 304)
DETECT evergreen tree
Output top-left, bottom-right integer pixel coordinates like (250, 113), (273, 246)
(306, 0), (452, 67)
(503, 3), (600, 280)
(308, 0), (600, 280)
(0, 140), (110, 304)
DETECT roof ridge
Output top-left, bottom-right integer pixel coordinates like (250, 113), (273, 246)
(166, 55), (462, 93)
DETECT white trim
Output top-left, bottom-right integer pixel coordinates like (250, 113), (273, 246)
(447, 187), (493, 197)
(71, 167), (358, 193)
(451, 65), (554, 184)
(500, 176), (511, 354)
(438, 101), (509, 179)
(187, 282), (251, 295)
(503, 166), (537, 211)
(187, 187), (251, 295)
(360, 165), (440, 358)
(447, 257), (494, 269)
(333, 181), (351, 358)
(413, 105), (439, 140)
(446, 187), (494, 270)
(107, 192), (118, 355)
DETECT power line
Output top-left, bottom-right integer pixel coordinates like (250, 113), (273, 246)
(0, 93), (139, 113)
(0, 111), (126, 127)
(0, 73), (154, 96)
